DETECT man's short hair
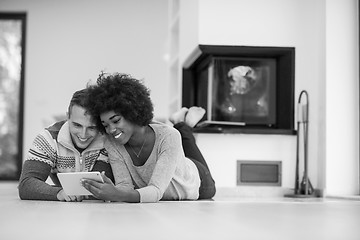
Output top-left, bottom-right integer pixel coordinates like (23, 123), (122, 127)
(67, 89), (88, 117)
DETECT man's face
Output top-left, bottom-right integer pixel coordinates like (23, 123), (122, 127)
(68, 105), (99, 150)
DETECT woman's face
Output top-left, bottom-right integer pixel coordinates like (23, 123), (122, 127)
(100, 110), (135, 144)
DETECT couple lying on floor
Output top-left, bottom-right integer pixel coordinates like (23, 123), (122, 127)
(18, 72), (216, 203)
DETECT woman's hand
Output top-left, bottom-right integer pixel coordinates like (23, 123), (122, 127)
(81, 171), (119, 202)
(81, 171), (140, 202)
(56, 189), (85, 202)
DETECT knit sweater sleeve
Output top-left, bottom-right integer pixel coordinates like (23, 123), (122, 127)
(18, 160), (62, 201)
(18, 132), (62, 201)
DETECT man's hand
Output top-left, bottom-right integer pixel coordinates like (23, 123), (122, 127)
(56, 189), (85, 202)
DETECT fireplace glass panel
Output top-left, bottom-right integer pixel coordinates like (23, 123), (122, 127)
(182, 45), (295, 134)
(196, 57), (276, 127)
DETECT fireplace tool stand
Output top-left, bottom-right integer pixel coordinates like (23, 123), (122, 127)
(285, 90), (316, 198)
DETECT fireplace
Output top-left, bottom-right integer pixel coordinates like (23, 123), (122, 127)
(182, 45), (295, 134)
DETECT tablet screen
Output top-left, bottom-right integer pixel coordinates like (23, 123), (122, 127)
(57, 172), (104, 196)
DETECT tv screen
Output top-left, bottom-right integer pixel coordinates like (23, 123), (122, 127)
(196, 56), (277, 127)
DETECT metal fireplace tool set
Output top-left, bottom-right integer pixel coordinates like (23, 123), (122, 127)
(285, 90), (317, 198)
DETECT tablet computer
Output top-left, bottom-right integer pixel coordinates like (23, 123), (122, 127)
(57, 171), (104, 196)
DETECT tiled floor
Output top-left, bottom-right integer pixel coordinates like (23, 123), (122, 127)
(1, 182), (360, 240)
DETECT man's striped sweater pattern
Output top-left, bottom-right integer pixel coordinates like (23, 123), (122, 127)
(18, 120), (112, 200)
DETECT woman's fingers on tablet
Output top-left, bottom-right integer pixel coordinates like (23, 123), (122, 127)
(82, 178), (102, 188)
(82, 179), (100, 196)
(101, 171), (113, 184)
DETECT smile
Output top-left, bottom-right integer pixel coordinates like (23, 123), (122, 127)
(78, 137), (89, 142)
(114, 132), (123, 139)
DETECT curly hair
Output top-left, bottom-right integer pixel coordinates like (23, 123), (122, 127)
(85, 72), (154, 133)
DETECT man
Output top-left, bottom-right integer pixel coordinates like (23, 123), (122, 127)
(18, 89), (114, 201)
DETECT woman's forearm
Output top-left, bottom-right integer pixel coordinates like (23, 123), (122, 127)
(112, 186), (140, 203)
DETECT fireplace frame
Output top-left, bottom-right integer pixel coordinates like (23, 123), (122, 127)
(182, 45), (296, 135)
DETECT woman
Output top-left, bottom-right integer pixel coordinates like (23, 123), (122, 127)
(82, 72), (216, 203)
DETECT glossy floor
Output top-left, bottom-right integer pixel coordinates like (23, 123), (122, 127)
(1, 182), (360, 240)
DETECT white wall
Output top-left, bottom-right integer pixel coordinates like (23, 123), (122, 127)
(178, 0), (326, 191)
(326, 0), (359, 196)
(0, 0), (169, 160)
(1, 0), (358, 196)
(179, 0), (359, 195)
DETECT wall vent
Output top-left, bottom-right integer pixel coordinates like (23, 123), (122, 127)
(237, 160), (282, 186)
